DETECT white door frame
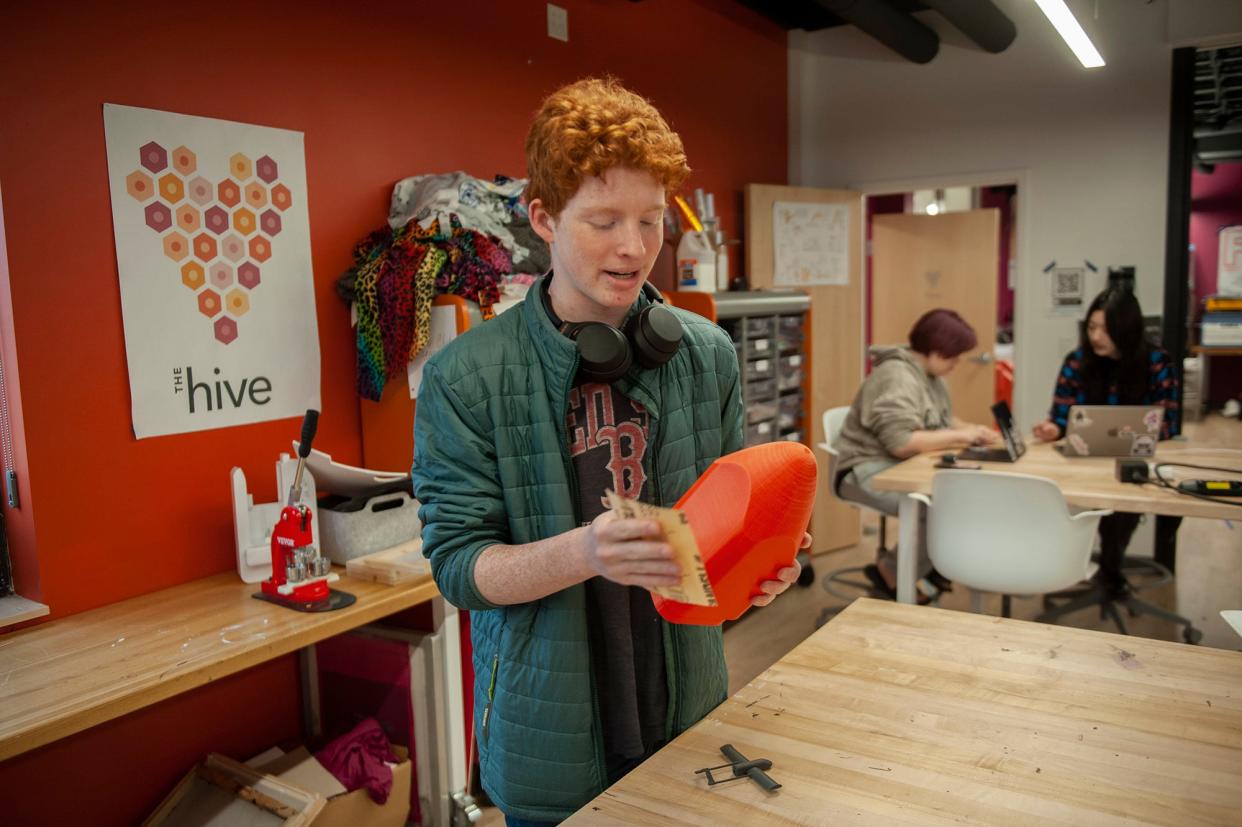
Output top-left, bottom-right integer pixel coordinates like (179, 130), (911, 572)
(850, 169), (1031, 421)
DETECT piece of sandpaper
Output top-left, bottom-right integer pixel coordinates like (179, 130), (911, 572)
(604, 489), (717, 607)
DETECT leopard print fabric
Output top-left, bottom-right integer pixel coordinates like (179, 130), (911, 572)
(346, 215), (512, 400)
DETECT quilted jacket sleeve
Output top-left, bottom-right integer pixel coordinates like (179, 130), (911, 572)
(412, 360), (506, 612)
(718, 336), (744, 455)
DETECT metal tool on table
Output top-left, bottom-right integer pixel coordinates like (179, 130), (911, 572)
(254, 410), (356, 612)
(694, 743), (781, 792)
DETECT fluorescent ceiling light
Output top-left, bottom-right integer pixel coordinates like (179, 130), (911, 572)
(1034, 0), (1105, 69)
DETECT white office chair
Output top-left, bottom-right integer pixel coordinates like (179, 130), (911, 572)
(1222, 611), (1242, 641)
(908, 470), (1110, 618)
(816, 406), (892, 616)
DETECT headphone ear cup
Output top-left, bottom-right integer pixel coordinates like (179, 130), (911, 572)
(626, 305), (684, 369)
(572, 323), (633, 383)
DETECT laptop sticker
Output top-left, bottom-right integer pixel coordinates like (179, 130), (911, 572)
(1067, 433), (1090, 456)
(1131, 434), (1156, 457)
(1143, 409), (1162, 433)
(1072, 408), (1092, 426)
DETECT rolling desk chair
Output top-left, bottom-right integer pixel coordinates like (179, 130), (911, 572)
(1038, 543), (1204, 644)
(816, 406), (889, 621)
(909, 470), (1110, 618)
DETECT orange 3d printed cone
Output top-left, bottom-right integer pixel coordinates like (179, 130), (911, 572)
(654, 441), (818, 625)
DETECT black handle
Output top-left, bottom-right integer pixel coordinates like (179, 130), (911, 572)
(299, 409), (319, 458)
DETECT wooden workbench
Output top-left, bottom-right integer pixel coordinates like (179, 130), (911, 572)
(0, 571), (439, 762)
(568, 599), (1242, 825)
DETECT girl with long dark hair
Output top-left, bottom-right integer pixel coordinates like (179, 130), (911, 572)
(1032, 288), (1181, 595)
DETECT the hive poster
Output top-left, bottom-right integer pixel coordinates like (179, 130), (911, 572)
(103, 104), (320, 439)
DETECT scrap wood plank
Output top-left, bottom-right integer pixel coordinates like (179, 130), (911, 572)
(345, 539), (431, 585)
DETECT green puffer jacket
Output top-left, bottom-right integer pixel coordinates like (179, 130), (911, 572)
(412, 282), (743, 821)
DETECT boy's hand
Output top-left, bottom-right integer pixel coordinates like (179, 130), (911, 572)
(583, 510), (682, 588)
(751, 532), (812, 607)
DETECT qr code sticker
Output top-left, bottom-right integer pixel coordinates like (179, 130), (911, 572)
(1052, 268), (1085, 306)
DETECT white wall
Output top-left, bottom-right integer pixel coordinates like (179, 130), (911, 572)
(789, 0), (1172, 430)
(1167, 0), (1242, 48)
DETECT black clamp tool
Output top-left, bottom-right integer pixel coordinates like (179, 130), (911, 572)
(695, 744), (781, 792)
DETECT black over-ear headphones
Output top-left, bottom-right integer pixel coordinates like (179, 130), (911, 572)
(540, 274), (684, 383)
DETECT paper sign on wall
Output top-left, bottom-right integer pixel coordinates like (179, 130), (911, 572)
(1051, 267), (1085, 308)
(1219, 225), (1242, 297)
(103, 104), (320, 439)
(772, 201), (849, 287)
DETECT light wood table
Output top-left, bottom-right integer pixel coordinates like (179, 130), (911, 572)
(568, 599), (1242, 825)
(870, 441), (1242, 604)
(0, 571), (440, 762)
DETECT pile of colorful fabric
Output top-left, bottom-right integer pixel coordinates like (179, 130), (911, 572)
(340, 172), (547, 401)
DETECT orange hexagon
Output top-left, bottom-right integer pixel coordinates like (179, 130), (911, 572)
(126, 170), (154, 201)
(249, 236), (272, 263)
(198, 289), (222, 318)
(224, 288), (250, 316)
(229, 153), (253, 180)
(163, 232), (189, 262)
(244, 182), (268, 209)
(171, 146), (197, 175)
(232, 208), (256, 235)
(158, 173), (184, 203)
(270, 183), (292, 211)
(192, 233), (218, 262)
(181, 261), (206, 290)
(175, 204), (201, 233)
(218, 179), (241, 207)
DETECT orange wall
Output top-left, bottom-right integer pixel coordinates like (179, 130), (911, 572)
(0, 0), (786, 822)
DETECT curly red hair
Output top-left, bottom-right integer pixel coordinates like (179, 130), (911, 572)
(524, 77), (690, 216)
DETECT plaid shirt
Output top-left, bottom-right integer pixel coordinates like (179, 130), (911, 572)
(1049, 347), (1180, 439)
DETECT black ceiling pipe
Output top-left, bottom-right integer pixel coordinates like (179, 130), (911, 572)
(922, 0), (1016, 53)
(814, 0), (940, 64)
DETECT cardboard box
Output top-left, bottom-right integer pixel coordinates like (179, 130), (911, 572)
(255, 744), (412, 827)
(143, 753), (326, 826)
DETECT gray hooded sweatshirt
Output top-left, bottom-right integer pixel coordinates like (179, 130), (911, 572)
(833, 345), (953, 485)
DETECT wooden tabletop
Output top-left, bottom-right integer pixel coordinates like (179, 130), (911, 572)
(869, 441), (1242, 520)
(0, 571), (439, 762)
(568, 599), (1242, 826)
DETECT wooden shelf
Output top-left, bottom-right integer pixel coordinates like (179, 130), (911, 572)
(1191, 345), (1242, 356)
(0, 570), (440, 761)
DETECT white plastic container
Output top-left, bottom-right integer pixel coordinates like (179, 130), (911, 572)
(676, 231), (717, 293)
(716, 244), (731, 291)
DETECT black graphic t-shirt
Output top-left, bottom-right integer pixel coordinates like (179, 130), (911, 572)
(567, 380), (668, 782)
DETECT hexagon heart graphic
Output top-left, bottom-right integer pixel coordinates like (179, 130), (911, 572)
(128, 142), (290, 344)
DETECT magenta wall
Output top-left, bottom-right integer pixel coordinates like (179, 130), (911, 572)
(979, 186), (1016, 336)
(1190, 164), (1242, 406)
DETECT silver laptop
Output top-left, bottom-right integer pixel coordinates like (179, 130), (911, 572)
(1057, 405), (1163, 457)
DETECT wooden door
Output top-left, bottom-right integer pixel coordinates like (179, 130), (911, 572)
(746, 184), (863, 554)
(871, 210), (999, 425)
